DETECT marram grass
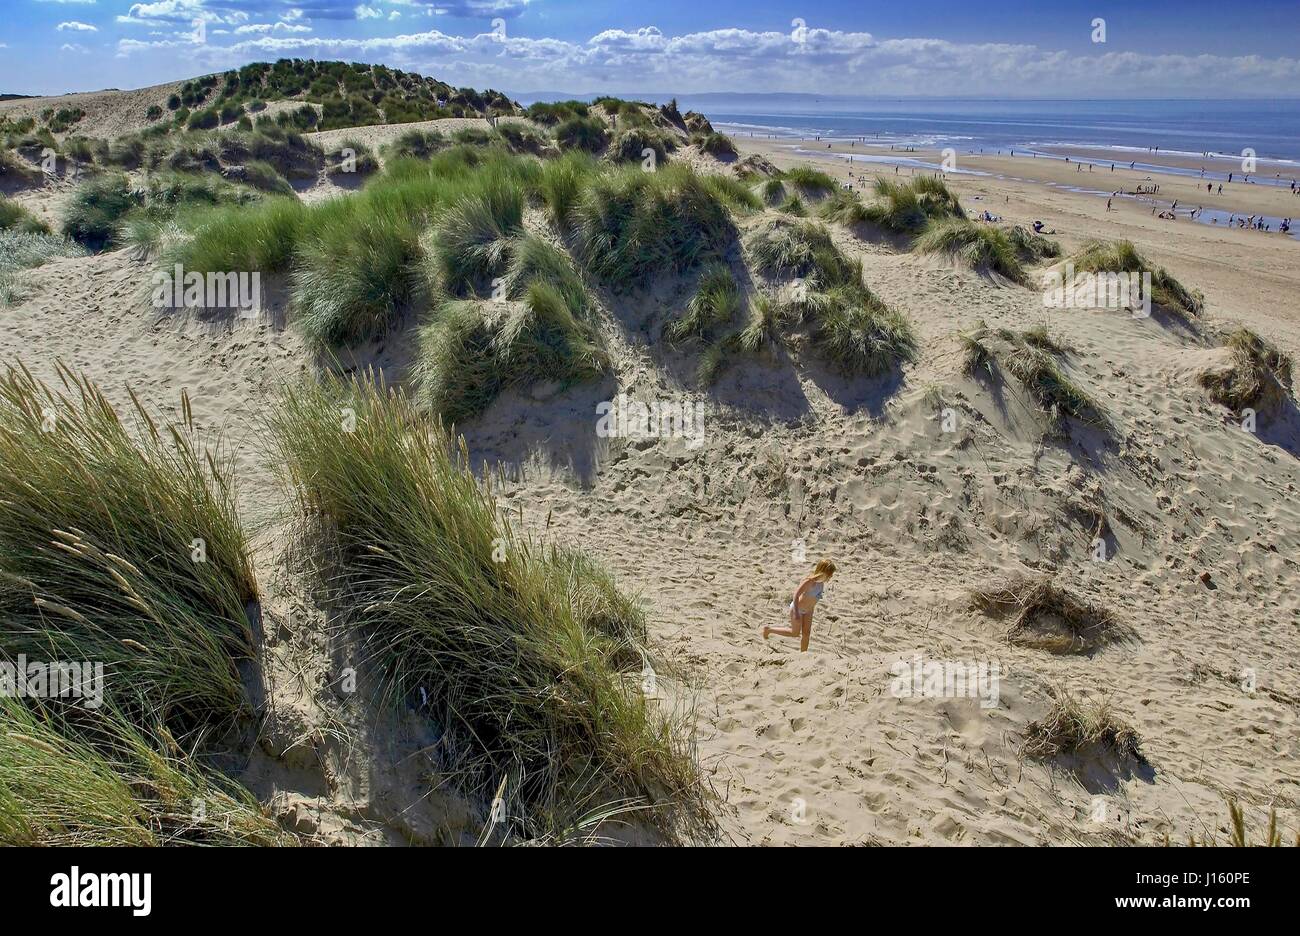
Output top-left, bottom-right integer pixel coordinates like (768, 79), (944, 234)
(268, 374), (714, 843)
(0, 363), (258, 734)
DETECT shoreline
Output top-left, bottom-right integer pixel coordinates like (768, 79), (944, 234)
(730, 132), (1300, 347)
(730, 133), (1300, 239)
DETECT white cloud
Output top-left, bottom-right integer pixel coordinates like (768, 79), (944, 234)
(57, 21), (99, 32)
(354, 4), (382, 19)
(60, 43), (91, 53)
(117, 0), (246, 27)
(107, 22), (1300, 98)
(234, 22), (313, 34)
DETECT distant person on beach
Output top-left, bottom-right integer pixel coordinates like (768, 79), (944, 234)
(763, 559), (836, 652)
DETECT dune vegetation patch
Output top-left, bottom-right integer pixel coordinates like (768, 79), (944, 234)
(606, 126), (676, 166)
(0, 367), (287, 845)
(573, 164), (737, 291)
(962, 322), (1107, 433)
(665, 262), (742, 344)
(416, 231), (607, 421)
(1022, 689), (1146, 765)
(915, 218), (1028, 283)
(524, 100), (590, 126)
(972, 574), (1134, 654)
(0, 697), (294, 846)
(268, 374), (714, 843)
(0, 195), (48, 234)
(1072, 239), (1204, 321)
(325, 139), (379, 177)
(387, 128), (447, 161)
(782, 165), (837, 197)
(0, 365), (259, 731)
(742, 217), (918, 377)
(818, 187), (873, 226)
(1008, 224), (1062, 262)
(862, 176), (965, 236)
(0, 229), (86, 304)
(552, 115), (609, 154)
(1199, 326), (1294, 414)
(693, 132), (738, 159)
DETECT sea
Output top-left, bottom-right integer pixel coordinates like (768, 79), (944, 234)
(667, 96), (1300, 172)
(512, 94), (1300, 235)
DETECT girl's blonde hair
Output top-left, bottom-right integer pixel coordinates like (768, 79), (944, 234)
(812, 559), (837, 581)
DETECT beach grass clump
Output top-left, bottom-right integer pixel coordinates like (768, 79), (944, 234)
(0, 195), (49, 234)
(387, 128), (447, 160)
(778, 194), (806, 216)
(500, 233), (589, 309)
(760, 178), (787, 205)
(0, 698), (294, 846)
(534, 151), (599, 230)
(666, 262), (741, 343)
(0, 229), (87, 304)
(693, 132), (738, 159)
(914, 218), (1027, 283)
(1199, 326), (1294, 413)
(60, 173), (141, 250)
(430, 181), (525, 294)
(415, 280), (606, 423)
(267, 375), (710, 842)
(797, 284), (919, 377)
(1022, 689), (1145, 763)
(1072, 239), (1204, 320)
(325, 139), (379, 177)
(746, 217), (837, 279)
(962, 325), (1106, 430)
(818, 187), (871, 225)
(238, 159), (294, 196)
(700, 174), (761, 213)
(493, 121), (554, 156)
(733, 292), (786, 357)
(1003, 342), (1103, 426)
(166, 195), (307, 273)
(607, 126), (675, 165)
(0, 365), (258, 734)
(863, 176), (964, 235)
(573, 164), (736, 291)
(553, 115), (608, 154)
(1008, 224), (1062, 261)
(524, 100), (590, 126)
(291, 202), (425, 348)
(782, 166), (837, 196)
(106, 171), (259, 258)
(747, 218), (916, 375)
(972, 574), (1133, 654)
(451, 126), (494, 147)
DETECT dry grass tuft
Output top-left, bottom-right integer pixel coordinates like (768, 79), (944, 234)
(972, 574), (1133, 654)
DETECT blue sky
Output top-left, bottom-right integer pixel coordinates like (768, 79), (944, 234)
(3, 1), (1299, 97)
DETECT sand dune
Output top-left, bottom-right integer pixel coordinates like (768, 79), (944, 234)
(2, 91), (1297, 846)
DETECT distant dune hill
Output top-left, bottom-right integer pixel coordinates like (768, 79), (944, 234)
(0, 60), (519, 141)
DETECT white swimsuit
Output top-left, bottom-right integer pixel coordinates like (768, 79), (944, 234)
(790, 581), (825, 616)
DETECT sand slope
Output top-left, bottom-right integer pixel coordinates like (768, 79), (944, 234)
(3, 115), (1298, 845)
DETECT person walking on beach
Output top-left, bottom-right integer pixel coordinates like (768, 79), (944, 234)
(763, 559), (836, 653)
